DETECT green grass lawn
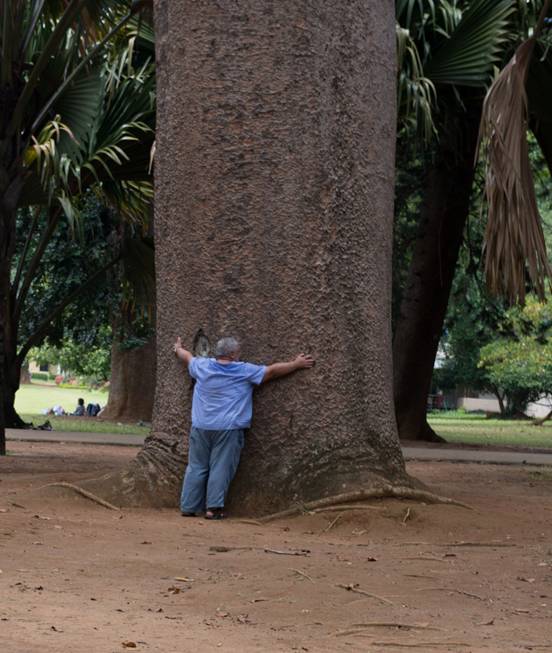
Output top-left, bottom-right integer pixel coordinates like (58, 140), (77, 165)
(13, 386), (552, 446)
(14, 383), (148, 436)
(428, 411), (552, 448)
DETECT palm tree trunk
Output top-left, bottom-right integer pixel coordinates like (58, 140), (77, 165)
(393, 103), (482, 442)
(81, 0), (409, 512)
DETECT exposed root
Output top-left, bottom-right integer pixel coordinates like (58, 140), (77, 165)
(259, 485), (473, 523)
(312, 504), (383, 514)
(44, 482), (121, 512)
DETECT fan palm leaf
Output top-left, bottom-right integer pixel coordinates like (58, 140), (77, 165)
(477, 1), (552, 303)
(397, 0), (519, 141)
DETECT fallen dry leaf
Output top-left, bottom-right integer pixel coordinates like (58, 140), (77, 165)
(122, 641), (137, 649)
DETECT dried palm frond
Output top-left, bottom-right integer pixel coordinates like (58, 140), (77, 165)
(477, 16), (552, 304)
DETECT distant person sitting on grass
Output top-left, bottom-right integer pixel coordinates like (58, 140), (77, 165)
(86, 403), (101, 417)
(174, 335), (315, 520)
(49, 404), (66, 416)
(72, 398), (85, 416)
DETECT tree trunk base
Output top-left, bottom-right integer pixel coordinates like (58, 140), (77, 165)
(399, 419), (446, 444)
(532, 409), (552, 426)
(73, 435), (185, 508)
(419, 422), (446, 443)
(4, 405), (30, 429)
(44, 434), (417, 516)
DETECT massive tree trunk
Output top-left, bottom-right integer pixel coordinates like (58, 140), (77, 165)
(101, 337), (156, 422)
(83, 0), (409, 512)
(393, 103), (481, 442)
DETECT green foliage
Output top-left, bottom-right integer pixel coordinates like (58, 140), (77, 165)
(479, 296), (552, 413)
(30, 327), (112, 385)
(15, 196), (119, 350)
(30, 372), (50, 382)
(0, 1), (155, 421)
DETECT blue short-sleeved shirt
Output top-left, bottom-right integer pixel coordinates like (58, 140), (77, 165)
(188, 357), (266, 430)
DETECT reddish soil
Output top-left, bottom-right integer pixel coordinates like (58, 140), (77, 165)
(1, 441), (552, 653)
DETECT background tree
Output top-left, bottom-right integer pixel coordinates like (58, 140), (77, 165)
(0, 2), (154, 453)
(479, 296), (552, 415)
(392, 0), (544, 442)
(433, 133), (552, 413)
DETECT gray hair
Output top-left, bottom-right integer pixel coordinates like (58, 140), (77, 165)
(215, 336), (240, 358)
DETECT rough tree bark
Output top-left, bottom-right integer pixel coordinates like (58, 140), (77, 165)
(393, 102), (482, 442)
(81, 0), (410, 512)
(101, 336), (156, 422)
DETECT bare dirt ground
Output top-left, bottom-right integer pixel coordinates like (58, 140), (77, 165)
(1, 442), (552, 653)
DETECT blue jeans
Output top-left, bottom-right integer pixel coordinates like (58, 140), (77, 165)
(180, 428), (244, 513)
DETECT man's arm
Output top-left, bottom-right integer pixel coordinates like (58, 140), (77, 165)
(262, 353), (315, 383)
(173, 336), (193, 365)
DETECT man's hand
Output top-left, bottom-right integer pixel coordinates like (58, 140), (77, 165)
(263, 352), (315, 383)
(173, 337), (193, 364)
(293, 353), (315, 370)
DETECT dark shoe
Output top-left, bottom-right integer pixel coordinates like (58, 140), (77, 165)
(181, 511), (196, 517)
(205, 507), (225, 520)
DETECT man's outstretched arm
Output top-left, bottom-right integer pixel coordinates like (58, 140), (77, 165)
(174, 336), (193, 365)
(262, 353), (315, 383)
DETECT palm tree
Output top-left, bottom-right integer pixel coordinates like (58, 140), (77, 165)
(0, 1), (153, 453)
(392, 0), (543, 442)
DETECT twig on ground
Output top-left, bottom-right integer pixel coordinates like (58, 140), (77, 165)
(264, 548), (310, 557)
(416, 587), (486, 601)
(209, 546), (253, 553)
(362, 642), (471, 648)
(322, 513), (343, 533)
(403, 574), (438, 580)
(403, 556), (446, 563)
(290, 568), (314, 582)
(336, 583), (393, 605)
(259, 486), (473, 523)
(236, 519), (264, 526)
(438, 541), (515, 548)
(335, 623), (441, 637)
(402, 507), (412, 524)
(45, 482), (120, 511)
